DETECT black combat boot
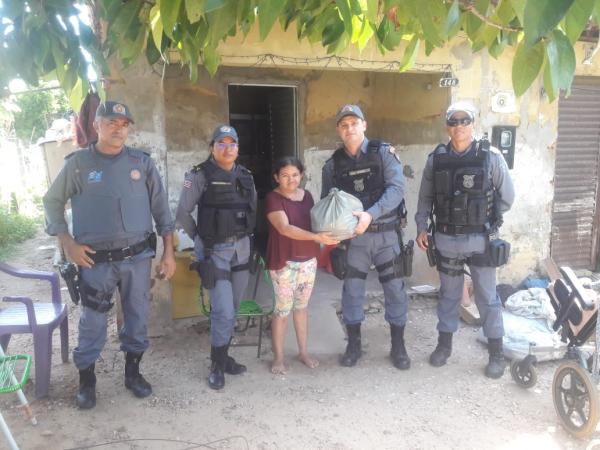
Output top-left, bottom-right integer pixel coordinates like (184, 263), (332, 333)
(485, 338), (506, 379)
(224, 340), (247, 375)
(124, 352), (153, 398)
(340, 323), (362, 367)
(390, 324), (411, 370)
(429, 332), (453, 367)
(208, 345), (227, 390)
(76, 364), (96, 409)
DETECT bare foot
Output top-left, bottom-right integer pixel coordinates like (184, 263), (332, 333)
(271, 360), (287, 374)
(298, 353), (319, 369)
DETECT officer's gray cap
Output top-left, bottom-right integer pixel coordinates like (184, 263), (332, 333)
(96, 101), (135, 124)
(211, 124), (239, 144)
(336, 104), (365, 124)
(446, 100), (477, 121)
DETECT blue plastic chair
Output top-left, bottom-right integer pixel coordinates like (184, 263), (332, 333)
(0, 262), (69, 398)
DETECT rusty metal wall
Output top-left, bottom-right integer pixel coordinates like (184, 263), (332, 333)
(551, 76), (600, 269)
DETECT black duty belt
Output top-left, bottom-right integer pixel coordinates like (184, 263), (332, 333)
(436, 224), (487, 235)
(91, 238), (151, 264)
(210, 233), (249, 244)
(366, 221), (398, 233)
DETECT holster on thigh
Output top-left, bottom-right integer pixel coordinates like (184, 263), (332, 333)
(330, 243), (349, 280)
(436, 252), (466, 277)
(191, 259), (217, 289)
(468, 239), (511, 268)
(79, 279), (115, 313)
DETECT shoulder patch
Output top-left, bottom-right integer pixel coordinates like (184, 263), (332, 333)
(387, 145), (401, 162)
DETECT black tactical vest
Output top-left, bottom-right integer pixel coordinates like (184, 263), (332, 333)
(432, 140), (494, 233)
(332, 140), (386, 211)
(195, 160), (256, 243)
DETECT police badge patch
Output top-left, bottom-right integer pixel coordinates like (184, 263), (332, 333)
(354, 178), (365, 192)
(113, 103), (126, 114)
(463, 174), (475, 189)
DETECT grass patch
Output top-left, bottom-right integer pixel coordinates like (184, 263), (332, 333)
(0, 207), (41, 260)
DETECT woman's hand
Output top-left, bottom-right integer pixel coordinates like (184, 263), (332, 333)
(315, 232), (339, 246)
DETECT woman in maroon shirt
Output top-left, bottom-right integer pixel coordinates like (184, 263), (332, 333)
(266, 157), (338, 374)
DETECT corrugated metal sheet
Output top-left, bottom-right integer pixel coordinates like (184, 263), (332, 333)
(551, 77), (600, 269)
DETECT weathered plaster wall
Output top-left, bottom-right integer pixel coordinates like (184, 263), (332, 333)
(159, 66), (446, 214)
(114, 23), (600, 286)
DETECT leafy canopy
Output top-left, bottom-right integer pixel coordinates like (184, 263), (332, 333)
(1, 0), (599, 107)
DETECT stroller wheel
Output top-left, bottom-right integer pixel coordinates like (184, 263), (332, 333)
(511, 356), (538, 389)
(553, 361), (600, 439)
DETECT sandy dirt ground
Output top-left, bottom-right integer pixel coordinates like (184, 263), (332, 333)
(0, 231), (598, 450)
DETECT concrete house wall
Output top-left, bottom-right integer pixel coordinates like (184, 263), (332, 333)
(108, 25), (600, 285)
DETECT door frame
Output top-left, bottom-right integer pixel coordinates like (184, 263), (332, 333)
(225, 80), (302, 159)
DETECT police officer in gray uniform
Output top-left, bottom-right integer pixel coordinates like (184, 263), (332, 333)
(415, 100), (515, 378)
(322, 105), (411, 370)
(43, 101), (176, 408)
(176, 125), (256, 390)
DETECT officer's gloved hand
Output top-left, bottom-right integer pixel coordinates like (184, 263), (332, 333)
(352, 211), (372, 236)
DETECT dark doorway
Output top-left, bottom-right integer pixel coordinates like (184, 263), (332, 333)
(228, 84), (297, 254)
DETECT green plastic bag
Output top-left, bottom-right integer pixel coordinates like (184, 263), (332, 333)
(310, 188), (363, 240)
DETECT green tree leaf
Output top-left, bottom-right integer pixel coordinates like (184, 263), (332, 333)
(366, 0), (379, 23)
(545, 30), (576, 91)
(444, 0), (461, 38)
(68, 77), (85, 111)
(510, 0), (526, 24)
(160, 0), (183, 40)
(322, 18), (345, 46)
(150, 5), (164, 56)
(202, 46), (220, 75)
(399, 35), (420, 72)
(335, 0), (354, 38)
(523, 0), (574, 46)
(543, 59), (557, 102)
(465, 0), (489, 39)
(564, 0), (594, 44)
(204, 0), (227, 13)
(185, 0), (204, 23)
(512, 40), (545, 96)
(258, 0), (288, 41)
(206, 0), (236, 45)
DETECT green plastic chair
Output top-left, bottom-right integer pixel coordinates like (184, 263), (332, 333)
(200, 256), (275, 358)
(0, 346), (37, 450)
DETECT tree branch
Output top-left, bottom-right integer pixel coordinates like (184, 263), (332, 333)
(460, 0), (521, 32)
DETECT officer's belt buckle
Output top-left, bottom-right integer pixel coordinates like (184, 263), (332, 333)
(121, 246), (132, 259)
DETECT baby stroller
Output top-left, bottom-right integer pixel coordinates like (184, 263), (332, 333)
(511, 266), (600, 438)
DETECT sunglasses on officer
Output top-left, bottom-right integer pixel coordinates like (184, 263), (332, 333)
(214, 142), (239, 151)
(446, 117), (473, 127)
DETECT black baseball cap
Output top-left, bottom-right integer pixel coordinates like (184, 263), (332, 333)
(211, 124), (239, 143)
(336, 104), (365, 124)
(96, 101), (135, 123)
